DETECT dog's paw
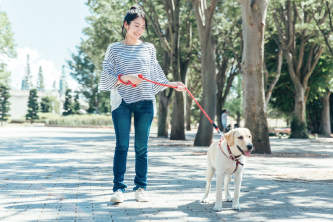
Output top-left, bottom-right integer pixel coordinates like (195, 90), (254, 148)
(225, 196), (233, 202)
(213, 203), (223, 212)
(201, 198), (209, 203)
(232, 204), (241, 210)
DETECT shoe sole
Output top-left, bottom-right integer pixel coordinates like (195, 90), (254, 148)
(135, 198), (149, 202)
(110, 198), (123, 203)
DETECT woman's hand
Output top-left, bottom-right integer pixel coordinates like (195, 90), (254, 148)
(168, 82), (186, 91)
(120, 74), (143, 85)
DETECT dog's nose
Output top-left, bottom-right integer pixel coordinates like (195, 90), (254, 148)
(247, 144), (253, 150)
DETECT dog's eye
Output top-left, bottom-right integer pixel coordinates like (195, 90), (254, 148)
(238, 136), (243, 139)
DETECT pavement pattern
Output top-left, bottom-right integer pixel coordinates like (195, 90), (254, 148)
(0, 126), (333, 222)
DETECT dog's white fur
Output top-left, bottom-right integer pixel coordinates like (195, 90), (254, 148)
(201, 128), (253, 211)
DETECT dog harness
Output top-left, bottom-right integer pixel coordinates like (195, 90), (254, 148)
(219, 136), (244, 174)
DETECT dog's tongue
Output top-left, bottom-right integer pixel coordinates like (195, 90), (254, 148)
(244, 151), (251, 157)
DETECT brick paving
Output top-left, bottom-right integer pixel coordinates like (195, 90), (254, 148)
(0, 126), (332, 221)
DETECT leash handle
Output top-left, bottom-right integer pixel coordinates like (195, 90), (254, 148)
(118, 74), (137, 88)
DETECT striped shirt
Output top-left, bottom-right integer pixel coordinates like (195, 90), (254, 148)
(99, 42), (169, 105)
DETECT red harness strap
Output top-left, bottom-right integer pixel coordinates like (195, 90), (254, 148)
(219, 137), (243, 174)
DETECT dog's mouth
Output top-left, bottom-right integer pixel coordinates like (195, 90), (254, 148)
(237, 145), (251, 157)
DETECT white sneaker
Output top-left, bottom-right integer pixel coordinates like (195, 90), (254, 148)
(110, 190), (124, 203)
(135, 188), (149, 202)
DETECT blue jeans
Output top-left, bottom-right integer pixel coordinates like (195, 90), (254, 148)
(112, 99), (154, 193)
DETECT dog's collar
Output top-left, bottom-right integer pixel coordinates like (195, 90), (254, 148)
(219, 138), (244, 174)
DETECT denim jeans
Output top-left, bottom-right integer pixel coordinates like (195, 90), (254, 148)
(112, 99), (154, 193)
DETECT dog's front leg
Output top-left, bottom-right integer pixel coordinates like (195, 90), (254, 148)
(224, 175), (233, 202)
(232, 172), (243, 210)
(213, 172), (224, 211)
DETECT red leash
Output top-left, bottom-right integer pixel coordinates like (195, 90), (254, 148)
(117, 74), (222, 134)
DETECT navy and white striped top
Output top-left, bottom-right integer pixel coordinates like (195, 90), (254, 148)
(99, 42), (169, 104)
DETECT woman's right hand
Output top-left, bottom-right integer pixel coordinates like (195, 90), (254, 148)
(120, 74), (143, 85)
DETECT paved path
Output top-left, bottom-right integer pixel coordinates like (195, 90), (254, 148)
(0, 126), (332, 221)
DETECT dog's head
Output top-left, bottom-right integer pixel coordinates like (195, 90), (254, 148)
(224, 128), (253, 157)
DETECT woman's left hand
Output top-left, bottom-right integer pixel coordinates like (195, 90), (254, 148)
(168, 82), (186, 91)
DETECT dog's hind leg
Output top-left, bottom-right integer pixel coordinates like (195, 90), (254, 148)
(224, 175), (233, 202)
(232, 173), (243, 210)
(201, 165), (215, 203)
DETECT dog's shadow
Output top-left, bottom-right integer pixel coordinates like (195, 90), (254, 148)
(177, 198), (238, 215)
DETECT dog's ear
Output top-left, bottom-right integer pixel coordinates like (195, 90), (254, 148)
(224, 130), (234, 147)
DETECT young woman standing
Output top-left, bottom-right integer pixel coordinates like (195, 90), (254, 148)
(99, 6), (185, 203)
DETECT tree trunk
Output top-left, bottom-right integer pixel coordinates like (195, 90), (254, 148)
(236, 111), (241, 127)
(186, 95), (192, 131)
(158, 44), (172, 138)
(193, 0), (219, 146)
(319, 90), (331, 137)
(169, 37), (185, 140)
(240, 0), (271, 154)
(216, 57), (229, 131)
(290, 84), (308, 138)
(158, 98), (169, 137)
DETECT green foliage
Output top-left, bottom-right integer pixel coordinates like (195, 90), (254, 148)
(60, 65), (68, 92)
(0, 63), (11, 87)
(73, 91), (81, 114)
(25, 89), (39, 123)
(63, 89), (74, 116)
(0, 10), (16, 87)
(224, 75), (243, 122)
(0, 10), (16, 58)
(40, 96), (52, 113)
(46, 114), (113, 126)
(23, 55), (32, 89)
(37, 66), (45, 90)
(0, 84), (10, 125)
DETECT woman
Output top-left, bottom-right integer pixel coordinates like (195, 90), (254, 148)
(99, 6), (185, 203)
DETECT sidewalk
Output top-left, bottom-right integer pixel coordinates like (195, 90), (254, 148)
(0, 126), (332, 221)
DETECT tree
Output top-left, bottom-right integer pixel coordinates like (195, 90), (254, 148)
(40, 96), (52, 113)
(139, 0), (194, 140)
(0, 84), (11, 126)
(311, 0), (333, 136)
(73, 91), (81, 114)
(193, 0), (220, 146)
(23, 55), (33, 89)
(185, 61), (202, 131)
(240, 0), (271, 153)
(0, 10), (16, 87)
(214, 0), (242, 132)
(224, 75), (243, 128)
(67, 49), (100, 113)
(37, 66), (45, 90)
(62, 89), (74, 116)
(272, 1), (325, 138)
(0, 10), (16, 59)
(52, 80), (56, 91)
(60, 65), (68, 93)
(26, 89), (39, 124)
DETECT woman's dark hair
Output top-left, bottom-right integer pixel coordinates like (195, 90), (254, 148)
(122, 6), (149, 41)
(222, 110), (227, 113)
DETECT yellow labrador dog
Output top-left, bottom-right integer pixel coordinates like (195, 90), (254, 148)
(201, 128), (253, 211)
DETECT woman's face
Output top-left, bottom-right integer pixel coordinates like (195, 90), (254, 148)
(124, 17), (145, 40)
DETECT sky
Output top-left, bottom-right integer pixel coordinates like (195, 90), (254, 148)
(0, 0), (91, 90)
